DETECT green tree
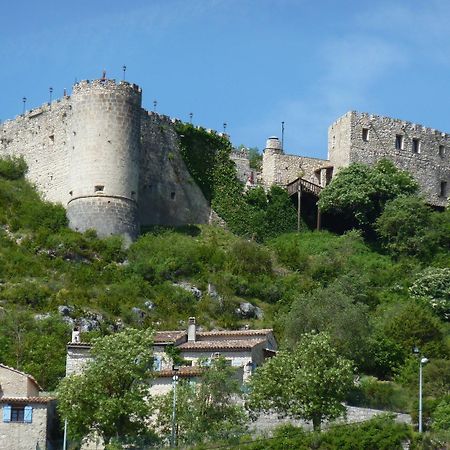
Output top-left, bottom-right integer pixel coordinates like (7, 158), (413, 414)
(247, 332), (354, 430)
(431, 397), (450, 431)
(283, 284), (370, 364)
(410, 268), (450, 321)
(156, 357), (247, 445)
(318, 160), (418, 230)
(57, 328), (156, 447)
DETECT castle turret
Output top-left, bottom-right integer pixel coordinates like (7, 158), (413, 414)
(264, 136), (283, 154)
(67, 79), (142, 242)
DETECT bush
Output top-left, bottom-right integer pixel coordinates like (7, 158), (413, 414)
(0, 156), (27, 180)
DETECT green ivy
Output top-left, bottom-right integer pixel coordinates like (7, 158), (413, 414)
(175, 123), (297, 241)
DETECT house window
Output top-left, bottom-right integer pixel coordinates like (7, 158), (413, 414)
(3, 405), (33, 423)
(362, 128), (369, 142)
(440, 181), (448, 198)
(395, 134), (404, 150)
(412, 138), (421, 154)
(439, 145), (445, 157)
(153, 355), (162, 371)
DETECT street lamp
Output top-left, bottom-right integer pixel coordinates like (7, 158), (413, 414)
(22, 97), (27, 115)
(189, 112), (193, 124)
(171, 365), (180, 447)
(413, 346), (429, 433)
(153, 100), (157, 112)
(49, 87), (53, 106)
(122, 65), (127, 81)
(281, 121), (285, 150)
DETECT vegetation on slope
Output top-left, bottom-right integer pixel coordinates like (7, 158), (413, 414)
(0, 154), (448, 443)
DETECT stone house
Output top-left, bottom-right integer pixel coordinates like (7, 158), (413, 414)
(0, 364), (56, 450)
(66, 318), (277, 392)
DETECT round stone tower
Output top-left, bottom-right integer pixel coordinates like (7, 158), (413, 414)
(67, 79), (142, 242)
(264, 136), (283, 154)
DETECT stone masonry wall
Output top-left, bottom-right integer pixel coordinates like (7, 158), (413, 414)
(262, 150), (328, 187)
(0, 404), (48, 450)
(329, 111), (450, 207)
(138, 112), (210, 227)
(0, 98), (71, 205)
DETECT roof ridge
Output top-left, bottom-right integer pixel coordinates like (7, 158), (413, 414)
(0, 363), (42, 391)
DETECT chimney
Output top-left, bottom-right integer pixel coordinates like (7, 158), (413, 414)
(187, 317), (196, 342)
(71, 326), (80, 343)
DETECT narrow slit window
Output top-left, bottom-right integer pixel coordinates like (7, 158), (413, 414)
(362, 128), (369, 142)
(412, 138), (421, 154)
(440, 181), (448, 197)
(439, 145), (445, 157)
(395, 134), (404, 150)
(94, 185), (104, 193)
(170, 192), (176, 200)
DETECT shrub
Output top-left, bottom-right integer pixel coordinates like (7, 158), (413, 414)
(0, 156), (27, 180)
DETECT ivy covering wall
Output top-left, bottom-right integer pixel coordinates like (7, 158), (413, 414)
(175, 123), (297, 241)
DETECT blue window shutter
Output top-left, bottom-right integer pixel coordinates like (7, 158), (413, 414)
(24, 406), (33, 423)
(3, 405), (11, 423)
(153, 355), (162, 371)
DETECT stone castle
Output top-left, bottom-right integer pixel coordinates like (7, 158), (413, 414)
(1, 78), (448, 241)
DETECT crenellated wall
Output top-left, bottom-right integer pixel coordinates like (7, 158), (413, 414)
(0, 78), (211, 240)
(329, 111), (450, 207)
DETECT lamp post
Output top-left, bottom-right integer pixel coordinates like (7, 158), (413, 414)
(122, 65), (127, 81)
(413, 346), (429, 433)
(171, 366), (179, 447)
(49, 87), (53, 105)
(281, 121), (285, 150)
(22, 97), (27, 115)
(153, 100), (157, 112)
(223, 122), (227, 133)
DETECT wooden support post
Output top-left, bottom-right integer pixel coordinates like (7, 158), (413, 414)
(316, 205), (321, 231)
(297, 184), (302, 232)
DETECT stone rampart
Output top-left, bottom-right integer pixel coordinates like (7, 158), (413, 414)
(329, 111), (450, 207)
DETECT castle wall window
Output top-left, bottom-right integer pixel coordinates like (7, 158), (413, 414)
(395, 134), (404, 150)
(439, 145), (445, 157)
(412, 138), (421, 154)
(94, 185), (104, 193)
(440, 181), (448, 197)
(362, 128), (369, 142)
(170, 192), (176, 200)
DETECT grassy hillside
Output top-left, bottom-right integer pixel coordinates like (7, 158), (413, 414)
(0, 155), (448, 438)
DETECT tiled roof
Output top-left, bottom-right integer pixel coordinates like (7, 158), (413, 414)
(0, 397), (54, 404)
(66, 342), (92, 348)
(154, 331), (186, 343)
(197, 329), (273, 338)
(0, 364), (42, 391)
(155, 367), (203, 378)
(178, 338), (266, 351)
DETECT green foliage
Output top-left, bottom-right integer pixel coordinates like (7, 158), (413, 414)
(375, 196), (448, 260)
(0, 156), (27, 180)
(57, 328), (156, 446)
(318, 159), (418, 230)
(156, 357), (247, 445)
(176, 124), (296, 240)
(374, 301), (446, 359)
(283, 284), (370, 364)
(347, 376), (409, 412)
(247, 146), (262, 171)
(410, 268), (450, 321)
(242, 415), (412, 450)
(431, 396), (450, 431)
(247, 332), (354, 430)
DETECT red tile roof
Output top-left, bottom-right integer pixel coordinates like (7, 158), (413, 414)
(0, 397), (55, 404)
(178, 338), (266, 351)
(154, 331), (186, 343)
(197, 329), (273, 338)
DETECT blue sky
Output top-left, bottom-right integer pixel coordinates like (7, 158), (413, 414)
(1, 0), (449, 159)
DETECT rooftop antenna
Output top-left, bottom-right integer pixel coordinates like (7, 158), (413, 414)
(22, 97), (27, 115)
(101, 69), (107, 81)
(122, 65), (127, 81)
(281, 121), (285, 150)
